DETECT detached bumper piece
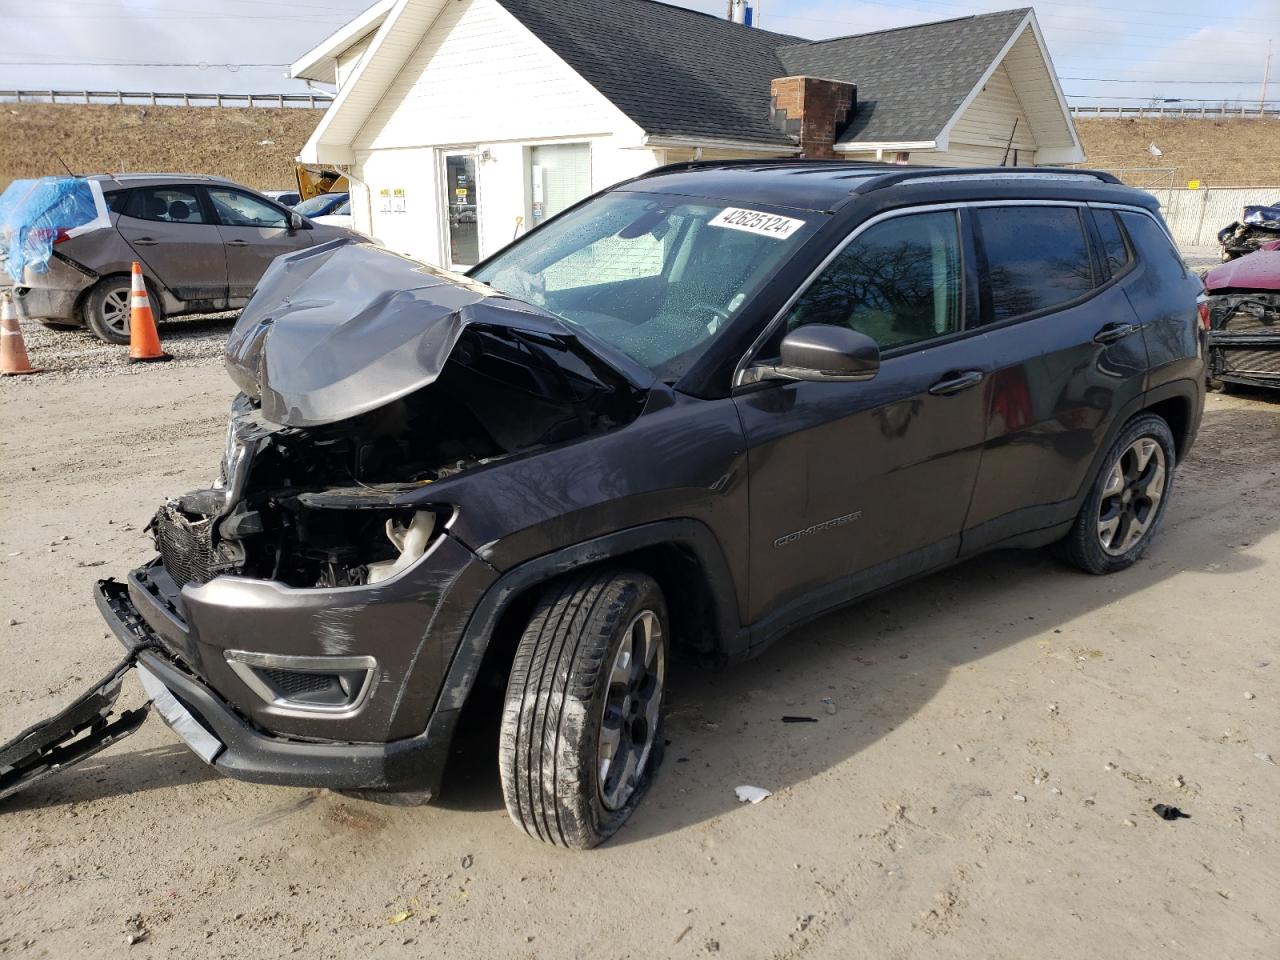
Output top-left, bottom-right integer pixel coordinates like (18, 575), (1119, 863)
(0, 654), (149, 802)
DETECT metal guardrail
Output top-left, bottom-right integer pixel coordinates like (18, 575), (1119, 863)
(0, 89), (332, 108)
(1071, 104), (1280, 119)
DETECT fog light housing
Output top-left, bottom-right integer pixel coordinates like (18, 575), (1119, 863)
(225, 650), (376, 715)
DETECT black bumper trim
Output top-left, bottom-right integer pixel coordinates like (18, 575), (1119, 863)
(95, 579), (447, 794)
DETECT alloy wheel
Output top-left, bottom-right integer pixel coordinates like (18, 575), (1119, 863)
(1097, 437), (1166, 555)
(597, 609), (665, 811)
(101, 287), (130, 336)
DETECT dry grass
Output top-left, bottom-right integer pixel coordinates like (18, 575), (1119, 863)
(1075, 117), (1280, 187)
(3, 104), (1278, 195)
(0, 102), (319, 192)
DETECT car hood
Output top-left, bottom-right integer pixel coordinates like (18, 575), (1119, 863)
(225, 239), (652, 427)
(1205, 242), (1280, 293)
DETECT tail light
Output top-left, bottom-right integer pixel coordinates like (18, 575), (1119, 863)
(1197, 300), (1211, 331)
(27, 227), (72, 245)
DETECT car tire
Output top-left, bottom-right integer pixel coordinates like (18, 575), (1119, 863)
(85, 276), (165, 345)
(499, 568), (668, 849)
(1053, 413), (1176, 575)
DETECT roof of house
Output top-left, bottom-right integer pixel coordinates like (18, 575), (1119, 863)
(778, 9), (1032, 144)
(496, 1), (1032, 148)
(497, 0), (802, 147)
(293, 1), (1074, 161)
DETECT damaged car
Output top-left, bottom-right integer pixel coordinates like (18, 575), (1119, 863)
(3, 162), (1206, 848)
(1217, 201), (1280, 261)
(1204, 238), (1280, 391)
(0, 174), (357, 343)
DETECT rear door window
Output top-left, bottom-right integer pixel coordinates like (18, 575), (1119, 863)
(123, 186), (206, 224)
(975, 206), (1095, 323)
(1093, 209), (1133, 277)
(783, 209), (963, 351)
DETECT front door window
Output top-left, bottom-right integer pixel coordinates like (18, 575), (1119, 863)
(444, 153), (479, 268)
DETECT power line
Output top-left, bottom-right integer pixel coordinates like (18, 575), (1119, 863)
(1063, 77), (1265, 85)
(0, 60), (292, 68)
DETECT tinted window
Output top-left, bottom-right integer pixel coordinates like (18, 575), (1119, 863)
(976, 206), (1094, 322)
(124, 186), (205, 224)
(1094, 210), (1132, 276)
(104, 189), (130, 214)
(207, 188), (287, 229)
(1118, 211), (1186, 284)
(784, 210), (963, 351)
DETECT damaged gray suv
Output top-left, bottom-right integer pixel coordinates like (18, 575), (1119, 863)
(4, 162), (1206, 848)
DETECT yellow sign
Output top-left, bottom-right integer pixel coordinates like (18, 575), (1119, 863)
(454, 187), (468, 197)
(1187, 179), (1201, 190)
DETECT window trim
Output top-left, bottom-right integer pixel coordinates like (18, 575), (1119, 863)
(733, 199), (1168, 388)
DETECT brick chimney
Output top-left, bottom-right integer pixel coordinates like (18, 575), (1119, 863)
(770, 76), (857, 159)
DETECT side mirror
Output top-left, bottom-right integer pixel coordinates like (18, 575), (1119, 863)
(743, 324), (880, 385)
(288, 211), (306, 232)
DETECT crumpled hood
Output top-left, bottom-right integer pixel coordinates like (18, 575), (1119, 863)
(1205, 243), (1280, 293)
(225, 239), (648, 427)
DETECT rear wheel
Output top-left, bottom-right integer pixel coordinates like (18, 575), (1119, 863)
(1054, 413), (1176, 574)
(499, 568), (667, 848)
(84, 276), (165, 345)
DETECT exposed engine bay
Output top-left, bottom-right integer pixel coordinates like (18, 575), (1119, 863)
(150, 241), (647, 592)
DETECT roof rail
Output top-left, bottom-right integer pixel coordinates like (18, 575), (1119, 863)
(853, 166), (1122, 193)
(638, 157), (894, 179)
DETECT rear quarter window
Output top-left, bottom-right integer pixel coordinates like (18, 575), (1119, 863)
(976, 205), (1096, 323)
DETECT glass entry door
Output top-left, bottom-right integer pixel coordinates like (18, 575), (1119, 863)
(443, 151), (480, 269)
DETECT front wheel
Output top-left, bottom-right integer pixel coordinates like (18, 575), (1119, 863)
(1054, 413), (1176, 574)
(499, 568), (668, 848)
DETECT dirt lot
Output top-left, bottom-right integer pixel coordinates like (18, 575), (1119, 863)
(1075, 118), (1280, 188)
(1, 332), (1278, 958)
(0, 104), (321, 192)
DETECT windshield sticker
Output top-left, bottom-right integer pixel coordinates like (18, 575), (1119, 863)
(709, 207), (806, 239)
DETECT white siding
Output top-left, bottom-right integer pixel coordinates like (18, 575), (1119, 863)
(947, 64), (1036, 159)
(341, 0), (662, 267)
(354, 0), (638, 151)
(1000, 27), (1077, 155)
(335, 33), (374, 89)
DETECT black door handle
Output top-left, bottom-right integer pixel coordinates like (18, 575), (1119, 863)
(226, 239), (249, 247)
(928, 370), (985, 396)
(131, 237), (158, 246)
(1093, 322), (1137, 345)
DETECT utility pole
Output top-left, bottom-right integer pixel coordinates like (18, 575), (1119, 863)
(1263, 39), (1272, 116)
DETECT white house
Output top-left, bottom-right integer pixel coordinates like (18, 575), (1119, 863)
(291, 0), (1083, 270)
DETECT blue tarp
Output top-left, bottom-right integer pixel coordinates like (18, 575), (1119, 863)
(0, 177), (108, 283)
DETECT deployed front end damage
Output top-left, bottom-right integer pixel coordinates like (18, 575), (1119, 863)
(2, 240), (647, 802)
(1204, 241), (1280, 391)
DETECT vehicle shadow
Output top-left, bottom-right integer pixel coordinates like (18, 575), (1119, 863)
(434, 402), (1279, 842)
(1, 743), (220, 812)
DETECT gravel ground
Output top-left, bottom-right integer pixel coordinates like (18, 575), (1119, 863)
(7, 312), (233, 382)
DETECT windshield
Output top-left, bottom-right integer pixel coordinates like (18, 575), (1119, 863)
(295, 192), (347, 217)
(472, 191), (816, 380)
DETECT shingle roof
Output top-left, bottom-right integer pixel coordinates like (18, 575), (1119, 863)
(778, 9), (1031, 144)
(497, 1), (1031, 147)
(497, 0), (801, 145)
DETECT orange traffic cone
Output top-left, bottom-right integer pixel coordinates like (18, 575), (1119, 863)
(1, 290), (44, 376)
(127, 262), (171, 363)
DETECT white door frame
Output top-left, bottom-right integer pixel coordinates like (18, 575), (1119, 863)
(438, 147), (482, 270)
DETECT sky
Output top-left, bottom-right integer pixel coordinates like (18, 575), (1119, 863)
(0, 0), (1275, 109)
